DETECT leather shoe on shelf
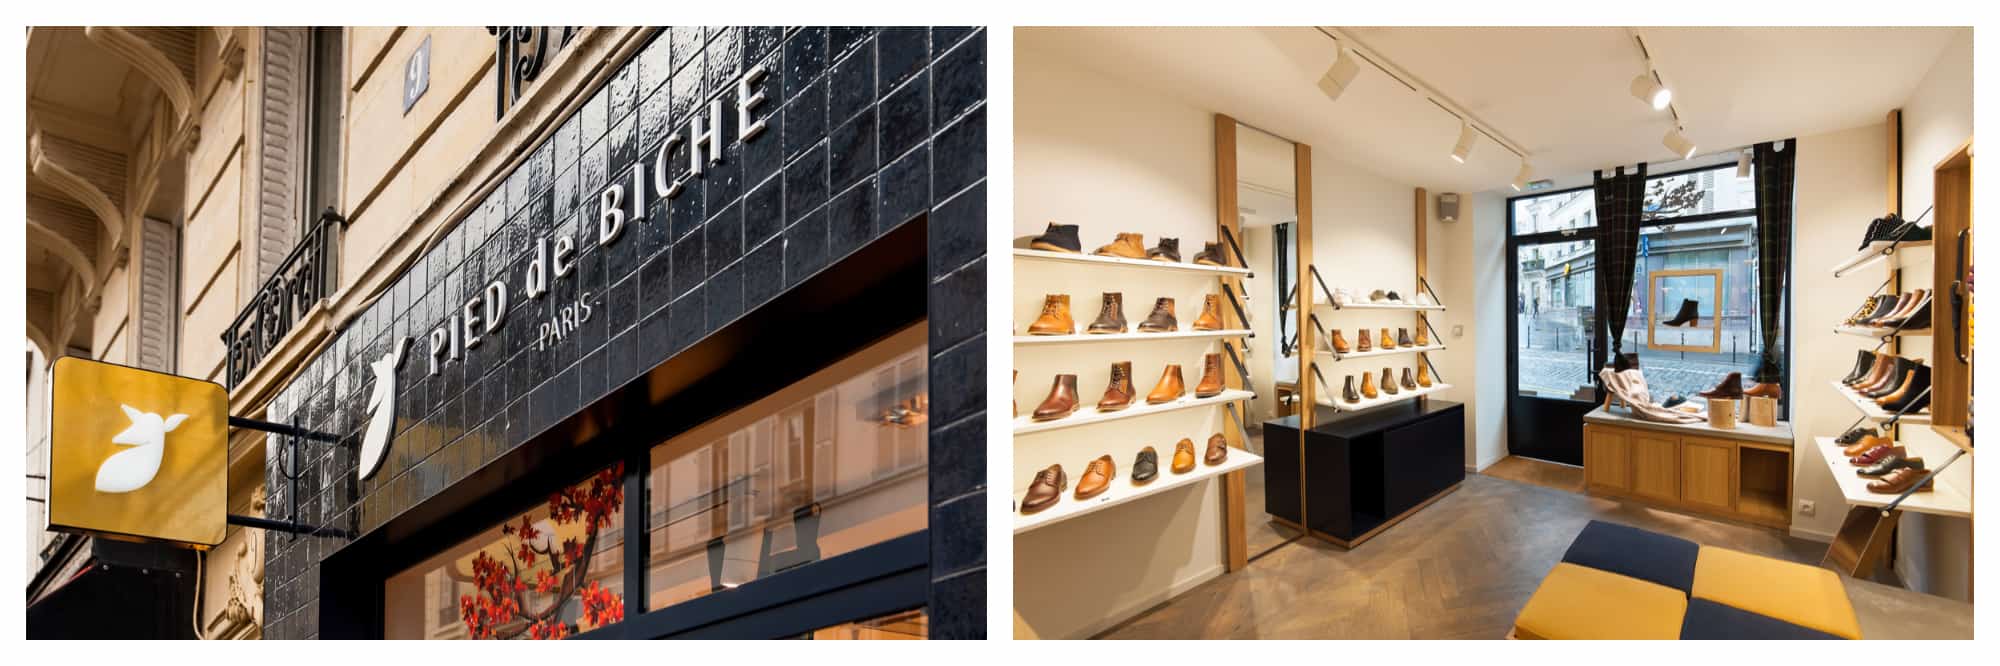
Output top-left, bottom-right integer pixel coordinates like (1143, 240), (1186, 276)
(1841, 351), (1877, 383)
(1147, 237), (1181, 263)
(1360, 370), (1378, 399)
(1147, 364), (1186, 404)
(1380, 367), (1400, 395)
(1133, 447), (1160, 484)
(1414, 324), (1431, 347)
(1331, 329), (1352, 354)
(1744, 381), (1783, 400)
(1836, 426), (1882, 446)
(1863, 357), (1915, 398)
(1138, 297), (1178, 332)
(1095, 232), (1149, 259)
(1844, 433), (1895, 457)
(1342, 375), (1361, 403)
(1204, 433), (1228, 466)
(1028, 294), (1075, 335)
(1401, 367), (1419, 390)
(1020, 464), (1066, 514)
(1193, 242), (1226, 266)
(1356, 328), (1373, 352)
(1858, 455), (1924, 478)
(1087, 292), (1127, 334)
(1369, 289), (1388, 304)
(1033, 374), (1080, 421)
(1172, 438), (1197, 474)
(1385, 291), (1403, 303)
(1416, 364), (1433, 388)
(1697, 372), (1744, 400)
(1878, 363), (1933, 414)
(1195, 353), (1225, 398)
(1848, 354), (1895, 388)
(1398, 328), (1414, 348)
(1098, 362), (1136, 412)
(1075, 455), (1116, 500)
(1193, 294), (1225, 331)
(1882, 297), (1933, 329)
(1029, 223), (1082, 254)
(1379, 328), (1396, 350)
(1866, 466), (1932, 494)
(1851, 445), (1906, 466)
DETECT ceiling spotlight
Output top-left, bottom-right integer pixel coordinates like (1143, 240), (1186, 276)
(1317, 47), (1362, 102)
(1662, 128), (1697, 160)
(1450, 122), (1476, 163)
(1511, 161), (1534, 191)
(1736, 149), (1752, 179)
(1630, 73), (1671, 110)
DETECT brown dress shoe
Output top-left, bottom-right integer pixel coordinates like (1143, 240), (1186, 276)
(1851, 445), (1906, 466)
(1147, 364), (1186, 404)
(1192, 242), (1225, 266)
(1379, 328), (1396, 350)
(1020, 464), (1066, 514)
(1098, 362), (1135, 411)
(1743, 381), (1783, 400)
(1171, 438), (1197, 473)
(1028, 294), (1075, 335)
(1138, 297), (1178, 332)
(1075, 455), (1116, 500)
(1398, 328), (1414, 348)
(1356, 328), (1372, 352)
(1331, 329), (1351, 354)
(1087, 292), (1127, 334)
(1380, 367), (1399, 395)
(1033, 374), (1080, 421)
(1866, 466), (1932, 494)
(1844, 433), (1894, 457)
(1417, 364), (1433, 387)
(1195, 353), (1225, 398)
(1360, 371), (1378, 399)
(1401, 368), (1418, 390)
(1193, 294), (1224, 331)
(1414, 324), (1430, 347)
(1094, 233), (1148, 259)
(1849, 354), (1895, 388)
(1204, 433), (1228, 465)
(1697, 372), (1744, 400)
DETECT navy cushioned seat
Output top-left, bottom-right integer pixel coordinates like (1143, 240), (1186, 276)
(1679, 598), (1844, 640)
(1560, 520), (1699, 594)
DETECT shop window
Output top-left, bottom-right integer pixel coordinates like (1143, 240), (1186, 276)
(383, 464), (628, 640)
(1511, 188), (1596, 235)
(801, 608), (929, 639)
(644, 325), (929, 612)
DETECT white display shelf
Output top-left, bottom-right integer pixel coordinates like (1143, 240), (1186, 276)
(1834, 324), (1932, 339)
(1827, 380), (1931, 425)
(1314, 382), (1454, 412)
(1014, 329), (1252, 346)
(1013, 248), (1252, 277)
(1013, 389), (1256, 436)
(1318, 301), (1445, 312)
(1812, 437), (1969, 518)
(1014, 448), (1264, 534)
(1314, 343), (1447, 361)
(1830, 239), (1933, 277)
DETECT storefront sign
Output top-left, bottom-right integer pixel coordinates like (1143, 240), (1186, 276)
(357, 61), (774, 479)
(47, 357), (227, 548)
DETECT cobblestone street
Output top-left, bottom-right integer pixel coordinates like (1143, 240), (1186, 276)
(1516, 347), (1761, 401)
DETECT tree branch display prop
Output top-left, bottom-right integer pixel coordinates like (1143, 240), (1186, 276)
(459, 463), (626, 639)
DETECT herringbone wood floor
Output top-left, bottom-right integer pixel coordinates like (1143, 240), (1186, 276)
(1099, 472), (1872, 639)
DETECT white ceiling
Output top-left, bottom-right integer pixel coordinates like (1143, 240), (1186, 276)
(1017, 26), (1965, 194)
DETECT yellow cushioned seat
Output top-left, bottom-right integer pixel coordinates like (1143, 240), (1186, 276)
(1514, 563), (1687, 640)
(1691, 546), (1862, 640)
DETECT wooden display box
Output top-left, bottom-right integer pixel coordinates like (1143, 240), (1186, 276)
(1582, 408), (1793, 529)
(1264, 401), (1465, 547)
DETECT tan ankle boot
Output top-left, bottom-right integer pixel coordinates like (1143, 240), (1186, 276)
(1028, 294), (1074, 335)
(1331, 329), (1351, 354)
(1094, 233), (1148, 259)
(1360, 371), (1378, 399)
(1195, 353), (1224, 398)
(1414, 323), (1430, 347)
(1417, 364), (1433, 387)
(1147, 364), (1186, 404)
(1379, 328), (1395, 350)
(1193, 294), (1224, 331)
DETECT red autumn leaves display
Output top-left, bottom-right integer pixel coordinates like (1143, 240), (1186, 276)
(458, 463), (626, 639)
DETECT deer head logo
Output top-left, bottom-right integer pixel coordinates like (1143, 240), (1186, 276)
(358, 337), (413, 481)
(95, 404), (189, 493)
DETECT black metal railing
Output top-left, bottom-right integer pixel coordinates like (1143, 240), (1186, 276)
(223, 209), (344, 389)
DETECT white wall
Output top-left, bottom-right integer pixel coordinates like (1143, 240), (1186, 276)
(1440, 191), (1509, 470)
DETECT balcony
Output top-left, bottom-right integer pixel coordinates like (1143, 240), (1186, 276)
(222, 209), (342, 389)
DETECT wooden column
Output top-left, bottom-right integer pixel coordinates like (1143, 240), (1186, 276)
(1415, 188), (1429, 406)
(1296, 144), (1316, 431)
(1213, 114), (1248, 572)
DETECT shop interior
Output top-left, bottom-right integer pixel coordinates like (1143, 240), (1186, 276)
(1011, 26), (1974, 640)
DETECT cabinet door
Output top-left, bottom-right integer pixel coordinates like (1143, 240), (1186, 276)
(1583, 426), (1631, 493)
(1629, 434), (1680, 502)
(1680, 437), (1735, 512)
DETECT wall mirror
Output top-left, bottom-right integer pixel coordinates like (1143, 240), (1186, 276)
(1647, 268), (1723, 353)
(1227, 120), (1308, 559)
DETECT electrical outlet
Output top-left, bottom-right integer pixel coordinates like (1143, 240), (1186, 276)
(1452, 325), (1465, 338)
(1798, 499), (1816, 516)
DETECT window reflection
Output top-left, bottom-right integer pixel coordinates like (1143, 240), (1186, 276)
(646, 324), (929, 611)
(803, 608), (928, 640)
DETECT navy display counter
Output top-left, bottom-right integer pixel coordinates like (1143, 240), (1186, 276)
(1263, 400), (1465, 547)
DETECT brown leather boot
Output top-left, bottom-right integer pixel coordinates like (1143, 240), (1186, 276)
(1147, 364), (1186, 404)
(1360, 371), (1378, 399)
(1697, 372), (1744, 400)
(1343, 375), (1361, 403)
(1020, 464), (1066, 514)
(1094, 233), (1148, 259)
(1401, 368), (1418, 390)
(1416, 364), (1433, 387)
(1849, 354), (1895, 388)
(1379, 328), (1396, 350)
(1171, 438), (1197, 473)
(1193, 294), (1224, 331)
(1331, 329), (1351, 354)
(1087, 292), (1127, 334)
(1098, 362), (1135, 411)
(1028, 294), (1074, 335)
(1195, 353), (1225, 398)
(1074, 455), (1116, 499)
(1033, 374), (1079, 421)
(1414, 322), (1430, 347)
(1138, 297), (1177, 332)
(1193, 242), (1226, 266)
(1398, 328), (1413, 348)
(1866, 466), (1932, 494)
(1356, 328), (1372, 352)
(1380, 367), (1399, 395)
(1743, 381), (1783, 400)
(1147, 237), (1181, 263)
(1204, 433), (1228, 465)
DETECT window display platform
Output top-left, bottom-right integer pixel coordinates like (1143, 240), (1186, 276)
(1263, 400), (1465, 547)
(1014, 451), (1263, 535)
(1014, 329), (1253, 346)
(1583, 407), (1793, 530)
(1810, 437), (1970, 518)
(1012, 389), (1256, 435)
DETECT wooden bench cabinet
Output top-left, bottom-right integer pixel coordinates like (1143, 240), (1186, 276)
(1582, 407), (1793, 530)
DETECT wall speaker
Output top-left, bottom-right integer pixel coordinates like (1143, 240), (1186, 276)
(1438, 193), (1460, 223)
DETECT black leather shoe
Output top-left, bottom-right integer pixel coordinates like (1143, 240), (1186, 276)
(1858, 455), (1924, 478)
(1147, 238), (1181, 262)
(1192, 242), (1227, 266)
(1029, 223), (1082, 253)
(1836, 426), (1881, 445)
(1133, 446), (1160, 484)
(1842, 351), (1876, 383)
(1856, 216), (1890, 251)
(1342, 375), (1360, 404)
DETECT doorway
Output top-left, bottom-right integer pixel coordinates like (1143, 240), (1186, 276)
(1504, 187), (1599, 465)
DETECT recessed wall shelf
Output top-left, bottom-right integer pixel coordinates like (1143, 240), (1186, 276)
(1013, 450), (1264, 535)
(1812, 437), (1969, 518)
(1315, 344), (1447, 361)
(1012, 248), (1253, 276)
(1313, 382), (1454, 412)
(1014, 329), (1253, 346)
(1013, 389), (1257, 436)
(1827, 380), (1931, 425)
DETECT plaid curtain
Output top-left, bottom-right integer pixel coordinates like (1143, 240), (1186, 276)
(1593, 164), (1647, 361)
(1752, 140), (1796, 383)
